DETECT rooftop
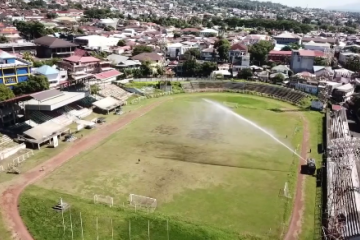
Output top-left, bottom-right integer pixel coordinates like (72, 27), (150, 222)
(34, 36), (77, 48)
(64, 56), (100, 63)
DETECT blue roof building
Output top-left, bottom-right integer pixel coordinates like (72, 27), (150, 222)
(0, 51), (32, 87)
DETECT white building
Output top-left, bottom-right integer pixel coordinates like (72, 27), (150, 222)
(339, 52), (360, 65)
(199, 29), (218, 37)
(167, 42), (199, 58)
(303, 41), (331, 52)
(74, 35), (119, 51)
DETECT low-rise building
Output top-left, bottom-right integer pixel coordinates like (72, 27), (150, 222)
(34, 36), (78, 58)
(273, 32), (300, 45)
(0, 51), (32, 87)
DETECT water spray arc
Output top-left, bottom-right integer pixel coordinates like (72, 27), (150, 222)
(203, 99), (304, 160)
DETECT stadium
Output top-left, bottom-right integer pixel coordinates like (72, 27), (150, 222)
(0, 81), (324, 240)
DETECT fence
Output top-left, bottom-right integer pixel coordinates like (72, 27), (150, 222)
(1, 150), (34, 172)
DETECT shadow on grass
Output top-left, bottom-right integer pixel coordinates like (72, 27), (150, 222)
(268, 108), (311, 113)
(156, 156), (290, 173)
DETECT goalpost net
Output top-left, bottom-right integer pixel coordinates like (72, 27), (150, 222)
(93, 194), (114, 207)
(283, 182), (291, 199)
(129, 194), (157, 212)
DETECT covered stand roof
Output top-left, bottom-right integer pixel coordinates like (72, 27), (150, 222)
(92, 96), (121, 111)
(26, 90), (87, 111)
(23, 121), (67, 142)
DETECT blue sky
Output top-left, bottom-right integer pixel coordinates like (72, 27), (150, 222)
(260, 0), (357, 8)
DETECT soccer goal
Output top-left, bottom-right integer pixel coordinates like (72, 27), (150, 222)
(129, 194), (157, 212)
(93, 194), (114, 207)
(283, 182), (291, 199)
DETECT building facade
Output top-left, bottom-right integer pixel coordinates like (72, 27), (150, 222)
(0, 51), (32, 87)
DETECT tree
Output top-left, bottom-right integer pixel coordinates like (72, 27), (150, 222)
(314, 57), (327, 66)
(0, 84), (15, 101)
(132, 45), (153, 56)
(237, 68), (253, 79)
(281, 46), (292, 51)
(117, 40), (126, 47)
(288, 42), (300, 50)
(0, 35), (8, 43)
(182, 59), (201, 77)
(14, 21), (47, 40)
(214, 38), (230, 62)
(46, 12), (58, 19)
(200, 61), (217, 77)
(156, 65), (165, 76)
(140, 61), (153, 77)
(12, 75), (49, 95)
(272, 73), (285, 84)
(104, 26), (115, 31)
(249, 40), (275, 65)
(22, 52), (33, 61)
(184, 48), (200, 60)
(173, 32), (181, 38)
(345, 56), (360, 72)
(90, 84), (100, 94)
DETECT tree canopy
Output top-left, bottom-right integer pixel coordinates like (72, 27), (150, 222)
(249, 40), (275, 65)
(132, 45), (153, 56)
(345, 56), (360, 72)
(0, 35), (8, 43)
(0, 84), (15, 102)
(14, 21), (48, 40)
(184, 48), (200, 60)
(117, 40), (126, 47)
(181, 59), (217, 77)
(237, 68), (253, 79)
(214, 38), (230, 62)
(12, 75), (49, 95)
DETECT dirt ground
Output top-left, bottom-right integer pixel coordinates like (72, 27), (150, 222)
(0, 100), (166, 240)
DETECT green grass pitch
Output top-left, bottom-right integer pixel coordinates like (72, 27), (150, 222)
(19, 93), (321, 240)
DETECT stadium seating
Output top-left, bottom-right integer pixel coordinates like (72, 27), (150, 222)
(180, 81), (307, 105)
(98, 84), (132, 102)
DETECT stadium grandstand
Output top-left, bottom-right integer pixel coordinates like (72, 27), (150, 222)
(324, 105), (360, 239)
(0, 89), (98, 149)
(181, 81), (308, 105)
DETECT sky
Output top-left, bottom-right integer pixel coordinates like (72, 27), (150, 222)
(259, 0), (358, 8)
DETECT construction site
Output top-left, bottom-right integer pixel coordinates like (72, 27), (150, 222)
(324, 105), (360, 239)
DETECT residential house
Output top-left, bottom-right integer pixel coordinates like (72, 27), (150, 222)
(199, 29), (218, 37)
(34, 65), (68, 88)
(303, 41), (331, 52)
(271, 65), (291, 76)
(0, 42), (36, 54)
(181, 28), (200, 35)
(201, 48), (216, 61)
(74, 35), (119, 51)
(94, 69), (122, 84)
(131, 52), (164, 65)
(242, 35), (272, 45)
(339, 52), (360, 65)
(0, 51), (32, 87)
(34, 36), (78, 58)
(268, 51), (292, 64)
(290, 50), (323, 74)
(229, 43), (250, 73)
(273, 32), (300, 45)
(107, 54), (141, 69)
(301, 37), (337, 45)
(58, 56), (112, 81)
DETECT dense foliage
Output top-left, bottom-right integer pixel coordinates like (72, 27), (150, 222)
(181, 60), (217, 77)
(0, 84), (15, 101)
(12, 75), (49, 95)
(132, 45), (154, 56)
